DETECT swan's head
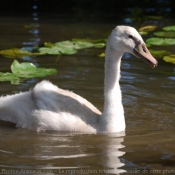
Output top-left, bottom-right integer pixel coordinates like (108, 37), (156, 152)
(109, 25), (158, 68)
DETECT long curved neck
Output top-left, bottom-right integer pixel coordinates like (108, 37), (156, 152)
(100, 40), (125, 132)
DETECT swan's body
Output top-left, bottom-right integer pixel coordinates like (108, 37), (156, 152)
(0, 26), (157, 133)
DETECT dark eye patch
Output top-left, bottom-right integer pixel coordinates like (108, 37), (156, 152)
(128, 35), (141, 45)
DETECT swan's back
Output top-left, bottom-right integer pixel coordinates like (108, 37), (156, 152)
(31, 81), (101, 131)
(33, 81), (100, 114)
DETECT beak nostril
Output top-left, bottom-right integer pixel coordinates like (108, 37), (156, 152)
(142, 45), (147, 53)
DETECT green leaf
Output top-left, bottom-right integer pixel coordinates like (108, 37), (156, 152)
(39, 47), (62, 55)
(139, 31), (148, 36)
(44, 42), (55, 47)
(39, 40), (95, 55)
(0, 72), (20, 84)
(72, 38), (107, 44)
(153, 31), (175, 37)
(163, 25), (175, 31)
(146, 43), (151, 48)
(98, 53), (105, 57)
(0, 48), (45, 59)
(39, 46), (77, 55)
(55, 40), (94, 50)
(146, 38), (175, 46)
(54, 41), (75, 49)
(11, 60), (57, 78)
(93, 43), (106, 48)
(149, 49), (171, 59)
(73, 41), (94, 49)
(138, 25), (156, 32)
(163, 55), (175, 64)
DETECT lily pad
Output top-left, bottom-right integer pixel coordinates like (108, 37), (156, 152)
(153, 31), (175, 37)
(138, 25), (156, 32)
(94, 43), (106, 48)
(39, 47), (77, 55)
(163, 25), (175, 31)
(0, 60), (57, 84)
(98, 53), (105, 57)
(44, 42), (55, 47)
(39, 40), (95, 56)
(0, 48), (45, 59)
(0, 72), (19, 84)
(139, 31), (148, 36)
(149, 49), (171, 59)
(163, 55), (175, 64)
(146, 38), (175, 46)
(73, 41), (94, 49)
(55, 40), (94, 50)
(146, 43), (151, 48)
(72, 38), (107, 44)
(11, 60), (57, 78)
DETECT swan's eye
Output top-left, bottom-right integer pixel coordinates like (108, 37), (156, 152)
(128, 35), (133, 39)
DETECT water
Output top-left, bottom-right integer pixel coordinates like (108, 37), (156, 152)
(0, 13), (175, 175)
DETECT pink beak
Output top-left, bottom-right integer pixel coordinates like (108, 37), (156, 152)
(134, 43), (158, 68)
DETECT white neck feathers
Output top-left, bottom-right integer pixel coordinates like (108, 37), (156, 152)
(100, 38), (125, 133)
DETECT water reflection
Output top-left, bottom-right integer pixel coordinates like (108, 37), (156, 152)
(21, 0), (40, 61)
(0, 128), (126, 175)
(98, 132), (126, 174)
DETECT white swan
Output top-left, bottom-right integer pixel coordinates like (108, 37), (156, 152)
(0, 26), (157, 133)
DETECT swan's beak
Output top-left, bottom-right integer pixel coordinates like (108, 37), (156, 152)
(134, 43), (158, 68)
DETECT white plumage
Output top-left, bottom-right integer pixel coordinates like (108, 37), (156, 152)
(0, 26), (157, 133)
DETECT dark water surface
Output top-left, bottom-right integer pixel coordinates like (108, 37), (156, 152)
(0, 14), (175, 175)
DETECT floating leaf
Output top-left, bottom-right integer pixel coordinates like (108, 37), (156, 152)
(98, 53), (105, 57)
(94, 43), (106, 48)
(44, 42), (55, 47)
(146, 38), (175, 46)
(0, 48), (45, 59)
(72, 38), (107, 44)
(39, 47), (62, 55)
(55, 40), (94, 50)
(11, 60), (57, 78)
(146, 43), (151, 48)
(139, 31), (148, 36)
(0, 72), (19, 84)
(74, 41), (94, 49)
(163, 55), (175, 64)
(163, 25), (175, 31)
(153, 31), (175, 37)
(0, 60), (57, 84)
(39, 47), (70, 55)
(39, 40), (96, 55)
(138, 25), (156, 32)
(39, 46), (77, 55)
(149, 49), (171, 59)
(54, 41), (75, 49)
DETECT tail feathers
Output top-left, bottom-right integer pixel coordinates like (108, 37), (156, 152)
(0, 91), (35, 128)
(0, 108), (27, 128)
